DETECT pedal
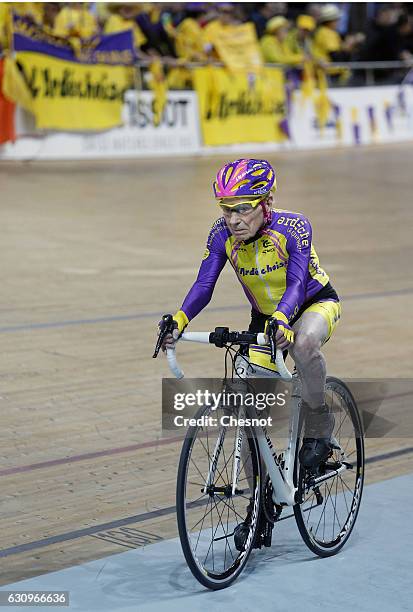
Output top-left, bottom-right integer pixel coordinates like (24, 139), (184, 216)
(234, 522), (250, 552)
(256, 508), (274, 549)
(263, 520), (274, 547)
(314, 487), (323, 505)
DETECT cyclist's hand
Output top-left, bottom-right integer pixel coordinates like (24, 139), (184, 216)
(158, 310), (189, 353)
(265, 311), (294, 351)
(160, 327), (180, 352)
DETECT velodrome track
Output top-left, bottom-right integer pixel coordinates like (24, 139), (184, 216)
(0, 144), (412, 597)
(3, 472), (413, 611)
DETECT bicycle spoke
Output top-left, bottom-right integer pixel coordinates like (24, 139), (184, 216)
(203, 493), (230, 569)
(187, 492), (209, 508)
(339, 477), (350, 514)
(190, 456), (208, 485)
(190, 498), (213, 534)
(214, 495), (236, 564)
(192, 495), (212, 553)
(215, 494), (247, 523)
(197, 434), (235, 487)
(221, 442), (231, 485)
(295, 381), (364, 554)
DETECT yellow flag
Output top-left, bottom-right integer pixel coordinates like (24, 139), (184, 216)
(193, 66), (285, 146)
(301, 60), (315, 100)
(2, 54), (33, 112)
(211, 23), (262, 73)
(148, 59), (167, 127)
(314, 68), (330, 132)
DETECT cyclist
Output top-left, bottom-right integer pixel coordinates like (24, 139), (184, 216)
(160, 158), (341, 469)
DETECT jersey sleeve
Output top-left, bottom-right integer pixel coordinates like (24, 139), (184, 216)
(180, 220), (228, 321)
(276, 214), (312, 321)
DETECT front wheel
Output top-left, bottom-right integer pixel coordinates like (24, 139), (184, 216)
(176, 403), (262, 590)
(294, 377), (365, 556)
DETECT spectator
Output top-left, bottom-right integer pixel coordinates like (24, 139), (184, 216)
(312, 4), (364, 64)
(174, 4), (208, 62)
(251, 3), (278, 39)
(54, 2), (98, 39)
(357, 8), (413, 83)
(395, 14), (413, 61)
(260, 16), (304, 65)
(203, 3), (241, 56)
(104, 3), (147, 54)
(359, 7), (412, 62)
(286, 14), (316, 57)
(312, 4), (364, 83)
(11, 2), (44, 26)
(42, 3), (61, 35)
(136, 4), (176, 57)
(307, 3), (323, 24)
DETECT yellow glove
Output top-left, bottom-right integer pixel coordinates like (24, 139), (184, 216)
(172, 310), (189, 335)
(265, 311), (294, 344)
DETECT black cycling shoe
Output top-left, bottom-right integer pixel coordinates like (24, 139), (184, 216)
(299, 437), (333, 470)
(234, 522), (251, 551)
(234, 498), (266, 551)
(300, 403), (335, 470)
(234, 498), (254, 552)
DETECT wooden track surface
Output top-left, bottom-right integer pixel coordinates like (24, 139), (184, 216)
(1, 143), (412, 584)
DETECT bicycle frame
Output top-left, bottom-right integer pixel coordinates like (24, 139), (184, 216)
(168, 332), (300, 507)
(224, 370), (301, 507)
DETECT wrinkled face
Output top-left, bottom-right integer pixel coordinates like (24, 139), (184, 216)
(220, 194), (273, 240)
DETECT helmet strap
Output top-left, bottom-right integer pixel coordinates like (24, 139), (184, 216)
(260, 201), (272, 226)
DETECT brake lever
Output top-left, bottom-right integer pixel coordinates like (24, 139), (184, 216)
(153, 314), (174, 358)
(267, 319), (278, 364)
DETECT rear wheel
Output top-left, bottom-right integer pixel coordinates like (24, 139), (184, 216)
(294, 377), (364, 556)
(176, 403), (262, 589)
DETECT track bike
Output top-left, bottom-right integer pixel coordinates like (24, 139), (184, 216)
(154, 317), (364, 590)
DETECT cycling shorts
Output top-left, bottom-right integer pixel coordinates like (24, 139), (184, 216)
(246, 295), (341, 373)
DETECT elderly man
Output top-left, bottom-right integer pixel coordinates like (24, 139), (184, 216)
(160, 158), (341, 470)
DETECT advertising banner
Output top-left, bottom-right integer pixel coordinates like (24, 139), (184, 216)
(193, 66), (286, 146)
(3, 15), (134, 130)
(0, 90), (201, 160)
(290, 84), (413, 147)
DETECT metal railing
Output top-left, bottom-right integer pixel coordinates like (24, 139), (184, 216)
(135, 59), (413, 88)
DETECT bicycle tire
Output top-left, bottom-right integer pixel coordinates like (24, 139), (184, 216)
(176, 403), (262, 590)
(294, 376), (365, 557)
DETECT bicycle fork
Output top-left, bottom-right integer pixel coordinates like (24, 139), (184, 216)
(202, 408), (246, 496)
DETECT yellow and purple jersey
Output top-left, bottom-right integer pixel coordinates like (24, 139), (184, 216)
(181, 208), (331, 322)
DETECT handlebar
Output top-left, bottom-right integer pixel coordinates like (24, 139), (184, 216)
(165, 329), (292, 381)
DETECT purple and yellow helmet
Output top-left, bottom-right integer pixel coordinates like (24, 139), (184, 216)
(213, 159), (276, 203)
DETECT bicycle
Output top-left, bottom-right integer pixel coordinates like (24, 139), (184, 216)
(154, 317), (365, 590)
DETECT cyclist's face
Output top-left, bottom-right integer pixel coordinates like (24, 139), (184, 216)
(220, 195), (272, 240)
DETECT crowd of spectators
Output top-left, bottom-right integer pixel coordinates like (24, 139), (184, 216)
(1, 2), (413, 84)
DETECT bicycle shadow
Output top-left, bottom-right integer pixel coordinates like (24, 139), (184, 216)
(72, 525), (366, 609)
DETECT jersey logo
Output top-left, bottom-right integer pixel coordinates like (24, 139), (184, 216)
(202, 248), (210, 261)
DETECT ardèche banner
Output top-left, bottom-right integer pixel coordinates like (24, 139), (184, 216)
(4, 15), (134, 131)
(193, 66), (287, 146)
